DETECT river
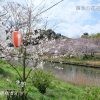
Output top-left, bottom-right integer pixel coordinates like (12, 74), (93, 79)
(41, 61), (100, 86)
(11, 58), (100, 87)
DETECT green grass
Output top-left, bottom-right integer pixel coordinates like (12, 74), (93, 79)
(0, 60), (100, 100)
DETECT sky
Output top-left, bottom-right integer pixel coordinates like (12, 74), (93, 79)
(1, 0), (100, 38)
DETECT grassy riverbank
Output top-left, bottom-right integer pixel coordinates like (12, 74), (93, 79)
(0, 60), (100, 100)
(42, 55), (100, 68)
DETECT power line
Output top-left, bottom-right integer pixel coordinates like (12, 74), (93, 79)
(37, 0), (64, 16)
(0, 13), (7, 17)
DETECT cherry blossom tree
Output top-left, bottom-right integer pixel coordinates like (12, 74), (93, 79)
(0, 1), (64, 99)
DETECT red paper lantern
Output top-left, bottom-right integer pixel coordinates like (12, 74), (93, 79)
(12, 31), (22, 47)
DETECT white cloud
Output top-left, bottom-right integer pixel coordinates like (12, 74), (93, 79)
(1, 0), (100, 38)
(43, 0), (100, 38)
(40, 0), (92, 37)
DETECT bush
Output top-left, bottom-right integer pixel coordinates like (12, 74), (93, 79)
(32, 69), (53, 94)
(82, 54), (100, 60)
(82, 54), (93, 60)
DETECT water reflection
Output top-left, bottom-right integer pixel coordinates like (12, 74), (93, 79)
(43, 61), (100, 86)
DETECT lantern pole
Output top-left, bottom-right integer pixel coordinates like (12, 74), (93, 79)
(23, 47), (26, 83)
(21, 46), (27, 100)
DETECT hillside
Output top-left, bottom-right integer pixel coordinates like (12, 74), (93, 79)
(23, 29), (68, 45)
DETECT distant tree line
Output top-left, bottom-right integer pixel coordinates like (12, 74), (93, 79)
(22, 29), (67, 46)
(81, 33), (100, 38)
(38, 29), (67, 40)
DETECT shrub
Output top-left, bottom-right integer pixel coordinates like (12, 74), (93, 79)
(32, 69), (53, 94)
(82, 54), (100, 60)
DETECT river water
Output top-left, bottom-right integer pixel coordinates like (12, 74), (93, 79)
(42, 61), (100, 87)
(11, 58), (100, 87)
